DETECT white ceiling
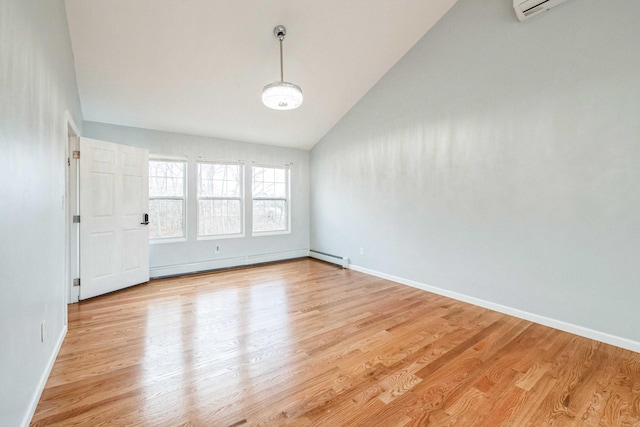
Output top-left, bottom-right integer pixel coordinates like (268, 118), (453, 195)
(65, 0), (457, 150)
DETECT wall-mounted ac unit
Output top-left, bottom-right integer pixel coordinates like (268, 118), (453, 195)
(514, 0), (568, 21)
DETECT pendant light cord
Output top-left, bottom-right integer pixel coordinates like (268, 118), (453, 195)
(279, 37), (284, 82)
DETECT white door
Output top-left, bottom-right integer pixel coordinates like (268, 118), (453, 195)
(79, 137), (149, 300)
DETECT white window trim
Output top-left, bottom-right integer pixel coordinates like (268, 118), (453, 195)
(251, 164), (291, 236)
(149, 156), (188, 243)
(197, 160), (245, 239)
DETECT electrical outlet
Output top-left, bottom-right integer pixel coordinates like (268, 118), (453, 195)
(359, 247), (364, 256)
(41, 320), (46, 343)
(215, 245), (220, 254)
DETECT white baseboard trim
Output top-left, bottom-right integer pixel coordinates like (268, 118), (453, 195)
(22, 324), (67, 427)
(349, 264), (640, 354)
(150, 249), (310, 278)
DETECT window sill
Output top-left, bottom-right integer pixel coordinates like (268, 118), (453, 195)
(252, 230), (291, 237)
(150, 237), (187, 245)
(197, 233), (245, 241)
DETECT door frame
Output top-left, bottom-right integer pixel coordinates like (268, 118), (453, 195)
(65, 111), (80, 305)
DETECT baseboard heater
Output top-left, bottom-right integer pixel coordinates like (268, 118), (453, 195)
(309, 249), (349, 268)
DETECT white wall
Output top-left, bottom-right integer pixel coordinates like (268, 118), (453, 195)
(311, 0), (640, 345)
(83, 121), (310, 276)
(0, 1), (83, 425)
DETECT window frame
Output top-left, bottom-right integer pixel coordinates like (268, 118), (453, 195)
(148, 155), (188, 244)
(251, 164), (291, 236)
(196, 160), (245, 240)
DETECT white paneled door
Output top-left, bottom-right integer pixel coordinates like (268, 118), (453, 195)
(79, 137), (149, 300)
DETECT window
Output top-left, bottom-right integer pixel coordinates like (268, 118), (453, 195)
(252, 165), (290, 234)
(198, 162), (243, 237)
(149, 159), (186, 240)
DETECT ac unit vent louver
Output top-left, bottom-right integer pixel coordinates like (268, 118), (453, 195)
(514, 0), (569, 21)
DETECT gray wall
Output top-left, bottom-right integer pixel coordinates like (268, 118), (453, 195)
(0, 1), (83, 425)
(84, 121), (310, 275)
(311, 0), (640, 342)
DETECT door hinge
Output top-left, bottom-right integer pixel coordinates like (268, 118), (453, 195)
(73, 278), (81, 286)
(73, 215), (80, 223)
(67, 157), (70, 167)
(72, 150), (80, 159)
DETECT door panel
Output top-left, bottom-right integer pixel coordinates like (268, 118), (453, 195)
(80, 137), (149, 300)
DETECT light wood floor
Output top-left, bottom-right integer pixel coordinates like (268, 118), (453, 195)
(32, 259), (640, 426)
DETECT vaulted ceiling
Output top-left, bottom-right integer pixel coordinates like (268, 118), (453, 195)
(65, 0), (458, 149)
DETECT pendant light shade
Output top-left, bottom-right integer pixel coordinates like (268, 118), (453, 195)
(262, 25), (303, 110)
(262, 81), (303, 110)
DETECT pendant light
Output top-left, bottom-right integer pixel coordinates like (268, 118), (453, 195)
(262, 25), (303, 110)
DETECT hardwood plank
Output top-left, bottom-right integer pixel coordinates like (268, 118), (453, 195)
(31, 258), (640, 426)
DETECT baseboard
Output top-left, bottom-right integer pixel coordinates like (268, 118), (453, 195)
(349, 264), (640, 354)
(22, 324), (67, 427)
(150, 249), (310, 278)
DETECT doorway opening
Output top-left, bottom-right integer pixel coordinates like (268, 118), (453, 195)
(65, 112), (80, 306)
